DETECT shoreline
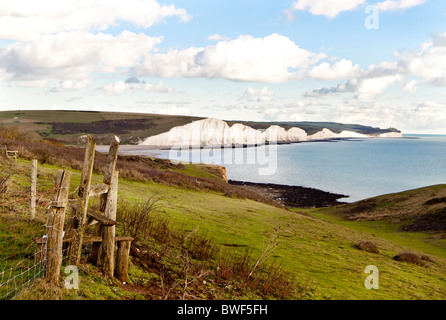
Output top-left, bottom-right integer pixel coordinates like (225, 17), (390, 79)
(228, 180), (349, 208)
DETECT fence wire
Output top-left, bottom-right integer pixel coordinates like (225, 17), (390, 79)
(0, 159), (64, 300)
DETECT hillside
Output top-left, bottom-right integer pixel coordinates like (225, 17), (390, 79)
(0, 110), (400, 145)
(306, 185), (446, 260)
(0, 129), (445, 300)
(331, 185), (446, 233)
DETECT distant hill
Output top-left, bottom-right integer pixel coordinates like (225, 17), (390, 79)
(0, 110), (400, 145)
(330, 184), (446, 233)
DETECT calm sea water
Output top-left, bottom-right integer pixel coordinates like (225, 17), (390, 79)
(121, 135), (446, 203)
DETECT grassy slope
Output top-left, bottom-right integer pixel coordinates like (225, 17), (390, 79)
(6, 158), (445, 300)
(0, 110), (399, 144)
(305, 185), (446, 259)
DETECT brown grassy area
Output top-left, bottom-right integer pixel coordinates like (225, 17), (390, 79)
(354, 240), (379, 254)
(393, 252), (424, 266)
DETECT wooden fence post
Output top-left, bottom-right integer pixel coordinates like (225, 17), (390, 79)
(99, 170), (119, 277)
(46, 169), (71, 285)
(115, 239), (131, 282)
(68, 135), (96, 266)
(30, 159), (37, 219)
(90, 136), (120, 265)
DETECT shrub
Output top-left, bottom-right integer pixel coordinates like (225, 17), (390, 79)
(116, 196), (162, 242)
(393, 252), (424, 266)
(355, 240), (379, 253)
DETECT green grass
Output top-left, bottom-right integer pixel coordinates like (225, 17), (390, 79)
(304, 208), (446, 260)
(2, 159), (446, 300)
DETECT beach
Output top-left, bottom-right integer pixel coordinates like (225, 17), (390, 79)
(228, 180), (348, 208)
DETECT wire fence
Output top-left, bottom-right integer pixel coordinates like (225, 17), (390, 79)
(0, 158), (64, 300)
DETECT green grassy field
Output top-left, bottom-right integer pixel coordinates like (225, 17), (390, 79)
(3, 157), (444, 300)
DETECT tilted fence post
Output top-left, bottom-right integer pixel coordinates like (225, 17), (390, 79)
(46, 169), (71, 285)
(99, 170), (119, 277)
(68, 135), (96, 266)
(30, 159), (37, 219)
(90, 136), (120, 266)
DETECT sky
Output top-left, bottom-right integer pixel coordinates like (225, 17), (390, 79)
(0, 0), (445, 134)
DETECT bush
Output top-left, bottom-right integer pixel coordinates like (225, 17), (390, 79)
(355, 240), (379, 253)
(393, 252), (424, 266)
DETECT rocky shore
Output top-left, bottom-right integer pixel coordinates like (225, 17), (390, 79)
(228, 180), (349, 208)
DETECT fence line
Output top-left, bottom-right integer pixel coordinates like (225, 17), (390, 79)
(0, 159), (66, 299)
(1, 135), (131, 299)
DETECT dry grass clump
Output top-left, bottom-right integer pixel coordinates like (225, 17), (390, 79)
(393, 252), (424, 266)
(355, 240), (379, 253)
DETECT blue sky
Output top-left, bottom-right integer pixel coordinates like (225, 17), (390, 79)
(0, 0), (445, 133)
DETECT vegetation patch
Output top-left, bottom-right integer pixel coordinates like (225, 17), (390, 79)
(354, 241), (379, 254)
(393, 252), (424, 266)
(402, 207), (446, 232)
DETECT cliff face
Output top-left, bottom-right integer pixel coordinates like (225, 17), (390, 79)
(139, 118), (402, 147)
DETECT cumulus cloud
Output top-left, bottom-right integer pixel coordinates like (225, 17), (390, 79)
(51, 79), (92, 92)
(102, 80), (175, 95)
(158, 106), (191, 115)
(0, 0), (190, 41)
(0, 31), (162, 83)
(243, 86), (275, 102)
(136, 33), (326, 82)
(396, 35), (446, 86)
(305, 74), (403, 99)
(290, 0), (365, 18)
(125, 77), (142, 84)
(206, 34), (232, 41)
(308, 59), (361, 80)
(402, 79), (418, 93)
(376, 0), (426, 12)
(305, 33), (446, 99)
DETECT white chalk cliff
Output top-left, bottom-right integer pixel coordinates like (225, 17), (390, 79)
(139, 118), (401, 147)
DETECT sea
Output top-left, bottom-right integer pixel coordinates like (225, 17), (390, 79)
(115, 135), (446, 203)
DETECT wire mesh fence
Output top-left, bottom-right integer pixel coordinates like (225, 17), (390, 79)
(0, 158), (64, 300)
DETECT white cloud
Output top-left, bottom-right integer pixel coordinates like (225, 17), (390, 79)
(376, 0), (426, 12)
(206, 34), (232, 41)
(243, 86), (275, 102)
(102, 80), (175, 95)
(355, 74), (403, 99)
(308, 59), (361, 80)
(0, 0), (190, 41)
(51, 79), (92, 92)
(304, 73), (403, 99)
(291, 0), (365, 18)
(18, 80), (48, 88)
(402, 79), (418, 93)
(161, 106), (191, 115)
(137, 33), (326, 82)
(0, 31), (162, 83)
(305, 33), (446, 99)
(396, 36), (446, 85)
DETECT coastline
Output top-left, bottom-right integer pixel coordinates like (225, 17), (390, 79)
(228, 180), (349, 208)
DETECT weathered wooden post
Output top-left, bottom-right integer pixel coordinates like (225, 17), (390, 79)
(99, 170), (119, 277)
(46, 169), (71, 285)
(68, 135), (96, 266)
(90, 136), (120, 266)
(30, 159), (37, 219)
(115, 239), (132, 282)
